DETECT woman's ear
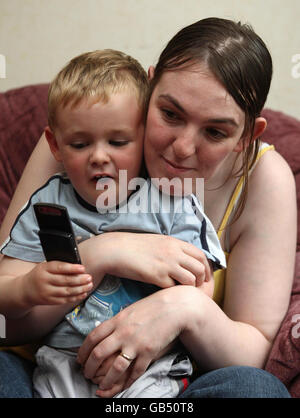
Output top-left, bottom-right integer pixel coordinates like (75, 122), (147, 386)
(252, 117), (267, 141)
(234, 117), (267, 152)
(148, 66), (155, 81)
(44, 126), (62, 162)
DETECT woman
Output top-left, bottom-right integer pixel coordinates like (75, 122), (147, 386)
(0, 17), (296, 398)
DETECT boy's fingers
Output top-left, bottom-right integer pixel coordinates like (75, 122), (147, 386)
(47, 292), (89, 305)
(63, 274), (92, 287)
(64, 282), (93, 295)
(46, 261), (85, 274)
(48, 273), (92, 287)
(51, 282), (93, 298)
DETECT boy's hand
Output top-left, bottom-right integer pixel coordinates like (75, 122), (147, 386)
(23, 261), (93, 307)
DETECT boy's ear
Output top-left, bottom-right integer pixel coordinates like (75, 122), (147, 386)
(233, 117), (267, 153)
(44, 126), (62, 162)
(148, 66), (155, 81)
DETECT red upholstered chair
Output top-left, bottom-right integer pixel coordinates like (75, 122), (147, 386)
(0, 85), (299, 396)
(261, 109), (300, 398)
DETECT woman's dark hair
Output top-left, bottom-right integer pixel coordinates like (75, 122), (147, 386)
(150, 17), (273, 222)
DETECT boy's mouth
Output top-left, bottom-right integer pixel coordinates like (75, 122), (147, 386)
(92, 173), (112, 181)
(92, 174), (115, 188)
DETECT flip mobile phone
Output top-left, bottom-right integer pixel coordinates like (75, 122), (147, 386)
(33, 203), (81, 264)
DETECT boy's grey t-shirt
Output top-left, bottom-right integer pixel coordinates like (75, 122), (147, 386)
(0, 174), (226, 348)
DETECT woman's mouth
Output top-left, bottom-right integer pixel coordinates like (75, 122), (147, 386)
(162, 156), (193, 173)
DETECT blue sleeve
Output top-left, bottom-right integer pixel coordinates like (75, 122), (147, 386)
(0, 198), (45, 262)
(0, 175), (66, 262)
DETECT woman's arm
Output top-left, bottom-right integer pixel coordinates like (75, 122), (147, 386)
(79, 231), (211, 289)
(0, 132), (212, 345)
(0, 133), (210, 289)
(0, 134), (62, 248)
(181, 151), (296, 369)
(2, 231), (210, 345)
(176, 150), (296, 368)
(77, 150), (296, 389)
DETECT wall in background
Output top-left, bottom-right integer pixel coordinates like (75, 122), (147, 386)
(0, 0), (299, 118)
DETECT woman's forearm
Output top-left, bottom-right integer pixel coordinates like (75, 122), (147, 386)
(0, 134), (61, 248)
(0, 274), (33, 319)
(180, 289), (272, 370)
(3, 304), (73, 346)
(77, 232), (210, 289)
(77, 234), (113, 280)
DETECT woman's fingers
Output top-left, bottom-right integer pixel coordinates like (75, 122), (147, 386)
(92, 353), (133, 397)
(95, 351), (152, 394)
(159, 243), (209, 287)
(98, 353), (136, 390)
(77, 319), (117, 376)
(123, 356), (153, 390)
(95, 382), (126, 398)
(102, 233), (210, 289)
(182, 243), (212, 284)
(161, 240), (211, 287)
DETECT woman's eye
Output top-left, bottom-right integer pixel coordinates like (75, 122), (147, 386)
(162, 109), (179, 122)
(206, 128), (227, 141)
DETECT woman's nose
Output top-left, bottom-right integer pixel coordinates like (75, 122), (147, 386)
(172, 129), (197, 159)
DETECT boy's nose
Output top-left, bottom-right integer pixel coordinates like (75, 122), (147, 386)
(89, 146), (110, 166)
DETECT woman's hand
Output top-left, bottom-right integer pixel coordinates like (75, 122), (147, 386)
(90, 352), (133, 398)
(80, 232), (211, 289)
(77, 285), (201, 392)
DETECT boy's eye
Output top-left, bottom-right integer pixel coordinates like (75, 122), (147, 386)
(70, 142), (87, 149)
(109, 139), (129, 147)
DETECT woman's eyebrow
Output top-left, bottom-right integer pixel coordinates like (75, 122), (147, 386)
(207, 118), (239, 127)
(159, 94), (186, 114)
(159, 94), (239, 127)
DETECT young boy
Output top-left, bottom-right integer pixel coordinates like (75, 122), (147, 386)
(0, 50), (225, 398)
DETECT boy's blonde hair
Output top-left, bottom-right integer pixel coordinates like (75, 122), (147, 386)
(48, 49), (149, 129)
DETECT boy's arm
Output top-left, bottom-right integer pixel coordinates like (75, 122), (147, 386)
(0, 256), (68, 345)
(0, 255), (97, 345)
